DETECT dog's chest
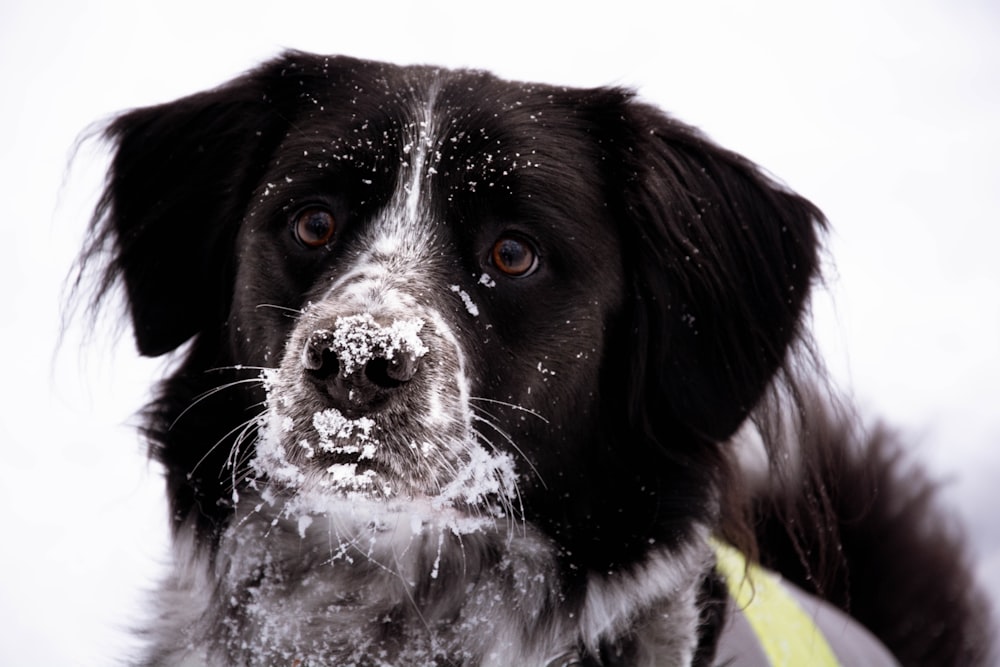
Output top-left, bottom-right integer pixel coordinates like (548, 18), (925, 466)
(167, 497), (708, 667)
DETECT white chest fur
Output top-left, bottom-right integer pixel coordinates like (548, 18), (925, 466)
(146, 495), (711, 666)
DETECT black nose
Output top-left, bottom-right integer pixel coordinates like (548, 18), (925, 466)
(302, 326), (422, 413)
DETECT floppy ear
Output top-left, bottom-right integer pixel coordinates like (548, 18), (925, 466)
(89, 68), (288, 356)
(615, 99), (825, 443)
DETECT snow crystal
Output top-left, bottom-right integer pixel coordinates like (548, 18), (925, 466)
(430, 530), (445, 579)
(299, 439), (316, 458)
(313, 408), (376, 453)
(253, 415), (306, 488)
(324, 463), (376, 490)
(297, 514), (313, 538)
(449, 284), (479, 317)
(328, 313), (428, 373)
(434, 446), (517, 510)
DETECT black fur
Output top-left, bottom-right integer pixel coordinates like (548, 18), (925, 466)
(79, 52), (993, 665)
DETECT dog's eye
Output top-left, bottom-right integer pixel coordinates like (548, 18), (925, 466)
(491, 235), (538, 277)
(293, 208), (336, 248)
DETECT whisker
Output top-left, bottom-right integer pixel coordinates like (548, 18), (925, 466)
(469, 396), (549, 424)
(470, 409), (547, 489)
(169, 375), (269, 430)
(255, 303), (305, 318)
(231, 443), (259, 480)
(320, 512), (416, 584)
(189, 408), (266, 480)
(224, 412), (268, 497)
(470, 417), (532, 533)
(442, 418), (526, 534)
(205, 364), (275, 373)
(388, 533), (433, 633)
(470, 426), (528, 514)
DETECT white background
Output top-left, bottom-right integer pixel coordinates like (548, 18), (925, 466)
(2, 0), (998, 663)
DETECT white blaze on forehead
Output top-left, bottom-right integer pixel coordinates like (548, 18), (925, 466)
(323, 87), (445, 305)
(373, 90), (443, 254)
(401, 81), (442, 225)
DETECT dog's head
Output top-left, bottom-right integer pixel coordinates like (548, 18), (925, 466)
(85, 52), (822, 567)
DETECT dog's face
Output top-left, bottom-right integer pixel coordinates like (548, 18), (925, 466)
(90, 53), (821, 568)
(232, 83), (626, 511)
(83, 55), (995, 667)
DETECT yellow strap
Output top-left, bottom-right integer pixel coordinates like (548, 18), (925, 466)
(711, 540), (841, 667)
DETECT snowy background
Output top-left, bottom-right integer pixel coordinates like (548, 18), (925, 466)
(2, 0), (998, 663)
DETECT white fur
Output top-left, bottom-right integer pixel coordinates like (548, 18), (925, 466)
(143, 501), (712, 666)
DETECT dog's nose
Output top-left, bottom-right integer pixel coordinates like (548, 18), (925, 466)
(301, 315), (425, 413)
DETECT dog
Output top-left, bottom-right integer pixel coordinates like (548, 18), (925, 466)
(78, 52), (993, 665)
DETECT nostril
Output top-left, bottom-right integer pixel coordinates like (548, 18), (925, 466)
(363, 351), (420, 389)
(386, 351), (420, 383)
(303, 330), (340, 377)
(313, 348), (340, 379)
(364, 358), (401, 389)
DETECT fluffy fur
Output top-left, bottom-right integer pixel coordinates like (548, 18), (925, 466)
(78, 52), (993, 665)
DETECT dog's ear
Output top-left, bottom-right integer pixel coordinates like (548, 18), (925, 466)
(89, 65), (291, 356)
(613, 99), (825, 443)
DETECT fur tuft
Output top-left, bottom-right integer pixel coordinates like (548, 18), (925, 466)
(751, 399), (996, 666)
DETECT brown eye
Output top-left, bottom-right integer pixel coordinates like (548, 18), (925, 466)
(293, 208), (336, 248)
(491, 235), (538, 277)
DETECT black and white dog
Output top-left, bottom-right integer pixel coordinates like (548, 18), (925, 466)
(80, 52), (992, 665)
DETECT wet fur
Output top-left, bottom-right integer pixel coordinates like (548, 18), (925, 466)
(79, 52), (993, 665)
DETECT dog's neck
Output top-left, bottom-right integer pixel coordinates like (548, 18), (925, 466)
(158, 490), (717, 666)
